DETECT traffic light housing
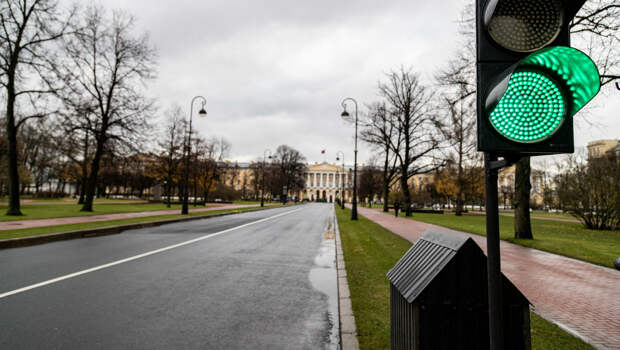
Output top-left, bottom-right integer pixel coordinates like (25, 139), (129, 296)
(477, 0), (600, 156)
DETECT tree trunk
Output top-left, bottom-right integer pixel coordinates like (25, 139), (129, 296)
(455, 158), (464, 216)
(5, 79), (22, 215)
(400, 169), (412, 216)
(81, 138), (105, 212)
(166, 175), (172, 208)
(382, 148), (390, 212)
(514, 157), (533, 239)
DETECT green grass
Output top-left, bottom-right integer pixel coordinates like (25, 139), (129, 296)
(395, 211), (619, 268)
(530, 313), (594, 350)
(335, 206), (594, 350)
(233, 200), (265, 205)
(0, 205), (283, 240)
(0, 202), (228, 222)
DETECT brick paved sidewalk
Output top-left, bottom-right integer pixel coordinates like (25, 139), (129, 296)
(353, 206), (620, 350)
(0, 204), (260, 231)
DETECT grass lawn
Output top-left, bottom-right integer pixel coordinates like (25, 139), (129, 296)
(0, 205), (283, 240)
(499, 210), (577, 221)
(396, 211), (620, 268)
(335, 206), (594, 350)
(0, 202), (230, 222)
(233, 200), (268, 205)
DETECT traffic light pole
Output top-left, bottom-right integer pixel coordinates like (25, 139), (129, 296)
(484, 152), (503, 350)
(484, 152), (519, 350)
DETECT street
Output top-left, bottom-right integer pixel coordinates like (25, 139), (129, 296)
(0, 204), (338, 349)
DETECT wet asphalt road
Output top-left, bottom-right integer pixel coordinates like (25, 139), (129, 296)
(0, 203), (338, 349)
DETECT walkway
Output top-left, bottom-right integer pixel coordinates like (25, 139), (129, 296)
(0, 204), (261, 231)
(354, 206), (620, 350)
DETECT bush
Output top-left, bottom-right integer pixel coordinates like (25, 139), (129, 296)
(556, 153), (620, 230)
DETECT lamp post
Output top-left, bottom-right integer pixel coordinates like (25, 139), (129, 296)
(336, 151), (345, 210)
(340, 97), (358, 220)
(182, 96), (207, 215)
(260, 149), (272, 207)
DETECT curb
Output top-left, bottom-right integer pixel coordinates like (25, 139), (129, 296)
(0, 205), (292, 250)
(333, 206), (360, 350)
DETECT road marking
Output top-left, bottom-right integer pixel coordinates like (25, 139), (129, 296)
(0, 207), (303, 300)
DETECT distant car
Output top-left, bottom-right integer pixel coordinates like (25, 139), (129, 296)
(214, 198), (222, 202)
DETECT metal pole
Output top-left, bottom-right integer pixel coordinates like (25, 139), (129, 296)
(485, 152), (504, 349)
(337, 151), (345, 210)
(261, 149), (270, 207)
(182, 110), (193, 215)
(260, 160), (265, 207)
(341, 97), (358, 220)
(341, 155), (345, 210)
(182, 96), (207, 215)
(352, 102), (358, 220)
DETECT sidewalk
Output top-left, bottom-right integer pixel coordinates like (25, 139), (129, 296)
(353, 206), (620, 350)
(0, 204), (261, 231)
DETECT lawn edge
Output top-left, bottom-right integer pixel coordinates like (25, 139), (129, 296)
(333, 205), (361, 350)
(372, 207), (617, 270)
(0, 205), (298, 250)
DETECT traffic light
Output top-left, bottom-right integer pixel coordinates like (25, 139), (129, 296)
(477, 0), (600, 156)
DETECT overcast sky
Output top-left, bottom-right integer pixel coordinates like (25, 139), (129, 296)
(97, 0), (620, 165)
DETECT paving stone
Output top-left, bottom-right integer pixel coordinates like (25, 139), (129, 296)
(339, 297), (354, 316)
(340, 315), (357, 334)
(341, 333), (360, 350)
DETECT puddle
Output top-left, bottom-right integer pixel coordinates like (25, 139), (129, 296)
(308, 212), (339, 350)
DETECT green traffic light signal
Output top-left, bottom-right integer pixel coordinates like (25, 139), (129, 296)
(487, 46), (600, 144)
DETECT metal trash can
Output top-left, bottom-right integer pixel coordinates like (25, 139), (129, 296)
(387, 230), (531, 350)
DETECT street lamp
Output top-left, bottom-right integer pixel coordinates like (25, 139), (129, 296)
(336, 151), (345, 210)
(340, 97), (358, 220)
(260, 149), (272, 207)
(182, 96), (207, 215)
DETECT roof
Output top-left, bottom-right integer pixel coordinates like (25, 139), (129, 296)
(306, 162), (344, 172)
(387, 230), (469, 303)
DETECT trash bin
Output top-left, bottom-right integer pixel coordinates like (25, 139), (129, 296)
(387, 230), (531, 350)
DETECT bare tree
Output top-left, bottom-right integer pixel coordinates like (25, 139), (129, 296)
(361, 102), (400, 212)
(434, 84), (476, 216)
(198, 137), (230, 202)
(55, 6), (156, 212)
(556, 152), (620, 230)
(156, 105), (185, 207)
(358, 159), (383, 207)
(379, 67), (442, 216)
(1, 0), (74, 215)
(571, 0), (620, 86)
(272, 145), (306, 202)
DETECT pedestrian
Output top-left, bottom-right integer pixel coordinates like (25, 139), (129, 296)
(394, 200), (400, 217)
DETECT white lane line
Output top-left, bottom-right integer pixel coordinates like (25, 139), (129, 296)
(0, 207), (304, 300)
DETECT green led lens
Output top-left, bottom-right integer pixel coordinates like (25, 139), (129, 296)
(489, 70), (565, 143)
(519, 46), (600, 113)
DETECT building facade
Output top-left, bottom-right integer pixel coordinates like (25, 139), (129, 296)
(225, 161), (354, 203)
(587, 139), (620, 159)
(296, 162), (353, 202)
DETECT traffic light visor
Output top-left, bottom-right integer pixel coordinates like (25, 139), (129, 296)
(486, 0), (563, 53)
(488, 46), (600, 144)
